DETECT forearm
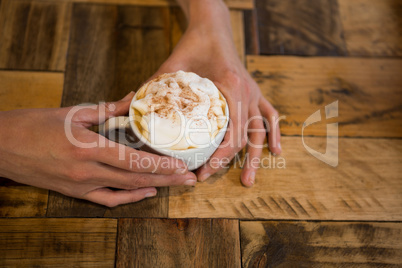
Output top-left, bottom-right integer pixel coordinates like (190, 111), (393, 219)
(176, 0), (231, 35)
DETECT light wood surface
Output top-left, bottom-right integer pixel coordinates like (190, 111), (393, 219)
(169, 137), (402, 220)
(117, 218), (241, 267)
(338, 0), (402, 56)
(247, 56), (402, 137)
(0, 218), (117, 267)
(0, 0), (71, 71)
(0, 71), (63, 111)
(241, 221), (402, 267)
(255, 0), (347, 56)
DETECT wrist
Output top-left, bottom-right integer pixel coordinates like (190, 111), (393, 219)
(188, 4), (232, 44)
(178, 0), (230, 31)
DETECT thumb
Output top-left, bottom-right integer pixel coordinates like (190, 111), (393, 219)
(69, 91), (135, 125)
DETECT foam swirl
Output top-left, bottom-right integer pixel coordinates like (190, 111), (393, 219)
(132, 71), (227, 150)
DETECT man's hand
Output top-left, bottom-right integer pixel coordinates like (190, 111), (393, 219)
(153, 0), (282, 187)
(0, 92), (196, 207)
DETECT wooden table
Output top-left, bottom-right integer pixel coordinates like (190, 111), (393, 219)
(1, 0), (401, 266)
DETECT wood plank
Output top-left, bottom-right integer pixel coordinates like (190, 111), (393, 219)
(169, 137), (402, 220)
(339, 0), (402, 57)
(0, 0), (71, 71)
(230, 10), (245, 64)
(244, 8), (260, 55)
(256, 0), (347, 56)
(61, 4), (171, 106)
(116, 218), (241, 267)
(247, 56), (402, 137)
(47, 4), (172, 217)
(241, 221), (402, 267)
(0, 218), (117, 267)
(0, 71), (63, 111)
(0, 179), (48, 217)
(51, 0), (253, 10)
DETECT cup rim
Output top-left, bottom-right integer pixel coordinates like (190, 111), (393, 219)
(128, 82), (230, 155)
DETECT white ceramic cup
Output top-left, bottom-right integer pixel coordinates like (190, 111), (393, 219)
(101, 89), (229, 171)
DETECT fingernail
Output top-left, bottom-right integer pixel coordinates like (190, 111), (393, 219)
(199, 173), (210, 182)
(249, 172), (255, 185)
(278, 142), (282, 150)
(184, 180), (196, 186)
(145, 191), (157, 198)
(175, 167), (187, 175)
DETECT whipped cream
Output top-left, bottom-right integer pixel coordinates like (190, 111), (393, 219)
(132, 71), (227, 150)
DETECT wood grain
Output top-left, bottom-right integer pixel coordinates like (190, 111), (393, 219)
(169, 137), (402, 220)
(0, 218), (117, 267)
(0, 0), (71, 71)
(117, 218), (241, 267)
(339, 0), (402, 57)
(0, 178), (48, 217)
(0, 71), (63, 111)
(241, 221), (402, 267)
(46, 4), (172, 217)
(256, 0), (347, 56)
(247, 56), (402, 137)
(51, 0), (253, 10)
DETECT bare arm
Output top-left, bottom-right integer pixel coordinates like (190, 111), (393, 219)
(0, 94), (196, 207)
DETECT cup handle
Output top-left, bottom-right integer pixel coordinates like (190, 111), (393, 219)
(99, 116), (133, 146)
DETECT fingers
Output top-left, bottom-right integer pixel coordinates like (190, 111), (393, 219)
(69, 91), (135, 126)
(276, 123), (281, 152)
(241, 108), (266, 187)
(259, 98), (282, 155)
(197, 97), (282, 184)
(196, 90), (249, 182)
(196, 119), (241, 182)
(83, 187), (157, 207)
(93, 137), (189, 175)
(92, 163), (197, 189)
(67, 126), (189, 176)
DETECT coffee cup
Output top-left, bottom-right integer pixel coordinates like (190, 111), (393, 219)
(101, 71), (229, 170)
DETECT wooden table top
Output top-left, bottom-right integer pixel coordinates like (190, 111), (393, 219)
(0, 0), (401, 266)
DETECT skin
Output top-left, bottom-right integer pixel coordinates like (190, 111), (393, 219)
(157, 0), (282, 186)
(0, 0), (281, 207)
(0, 93), (196, 207)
